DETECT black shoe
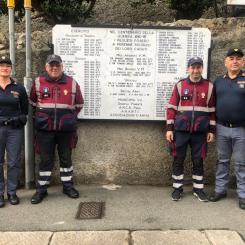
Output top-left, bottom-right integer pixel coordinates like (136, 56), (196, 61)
(193, 190), (208, 202)
(7, 194), (20, 205)
(239, 198), (245, 210)
(171, 188), (183, 201)
(63, 187), (79, 198)
(0, 195), (5, 208)
(31, 191), (48, 204)
(209, 192), (227, 202)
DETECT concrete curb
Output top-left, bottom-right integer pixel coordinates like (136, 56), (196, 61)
(0, 230), (244, 245)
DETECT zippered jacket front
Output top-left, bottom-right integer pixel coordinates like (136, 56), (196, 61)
(30, 73), (84, 132)
(166, 77), (216, 133)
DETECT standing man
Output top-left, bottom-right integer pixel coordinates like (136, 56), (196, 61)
(209, 48), (245, 210)
(0, 55), (28, 207)
(30, 54), (84, 204)
(166, 57), (215, 202)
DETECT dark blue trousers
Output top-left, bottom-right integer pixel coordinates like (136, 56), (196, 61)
(170, 131), (207, 190)
(35, 131), (76, 193)
(0, 126), (23, 195)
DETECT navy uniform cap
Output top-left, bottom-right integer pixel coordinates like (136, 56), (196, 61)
(46, 54), (62, 64)
(187, 57), (203, 67)
(226, 48), (244, 57)
(0, 55), (12, 65)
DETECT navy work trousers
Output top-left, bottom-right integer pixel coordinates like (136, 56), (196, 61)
(35, 130), (76, 193)
(170, 131), (207, 190)
(0, 126), (23, 195)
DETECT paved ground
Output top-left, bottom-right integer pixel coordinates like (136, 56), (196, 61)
(0, 185), (244, 244)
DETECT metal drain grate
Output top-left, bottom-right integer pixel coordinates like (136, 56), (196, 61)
(76, 202), (104, 219)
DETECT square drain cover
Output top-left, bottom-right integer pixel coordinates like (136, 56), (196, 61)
(76, 202), (104, 219)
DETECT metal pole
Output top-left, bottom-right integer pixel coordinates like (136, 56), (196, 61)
(7, 0), (16, 77)
(24, 0), (35, 189)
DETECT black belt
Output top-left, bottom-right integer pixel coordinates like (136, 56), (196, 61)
(0, 121), (11, 126)
(217, 120), (245, 128)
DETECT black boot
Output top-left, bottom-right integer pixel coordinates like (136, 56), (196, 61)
(0, 195), (5, 208)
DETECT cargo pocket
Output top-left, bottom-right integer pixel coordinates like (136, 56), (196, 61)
(58, 114), (77, 132)
(174, 114), (190, 131)
(193, 116), (209, 132)
(35, 112), (51, 130)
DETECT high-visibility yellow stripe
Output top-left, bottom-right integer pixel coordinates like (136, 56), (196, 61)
(7, 0), (15, 8)
(24, 0), (32, 9)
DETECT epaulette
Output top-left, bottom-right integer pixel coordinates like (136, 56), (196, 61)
(10, 77), (18, 85)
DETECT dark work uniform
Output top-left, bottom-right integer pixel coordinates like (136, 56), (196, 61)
(214, 71), (245, 198)
(30, 73), (83, 193)
(0, 79), (28, 195)
(166, 77), (216, 191)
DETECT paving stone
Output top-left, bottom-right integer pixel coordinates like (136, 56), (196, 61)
(50, 231), (129, 245)
(132, 230), (210, 245)
(0, 232), (53, 245)
(205, 230), (245, 245)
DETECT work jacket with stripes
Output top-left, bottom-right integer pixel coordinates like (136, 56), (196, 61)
(166, 77), (216, 134)
(30, 73), (84, 132)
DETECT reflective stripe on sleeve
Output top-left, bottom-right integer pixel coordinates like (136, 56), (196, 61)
(167, 119), (175, 124)
(167, 104), (178, 110)
(209, 120), (216, 125)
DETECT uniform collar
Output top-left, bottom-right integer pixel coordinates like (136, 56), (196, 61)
(10, 77), (17, 85)
(44, 72), (67, 83)
(223, 70), (244, 79)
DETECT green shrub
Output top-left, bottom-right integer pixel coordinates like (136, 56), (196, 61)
(40, 0), (96, 23)
(167, 0), (213, 20)
(0, 0), (96, 23)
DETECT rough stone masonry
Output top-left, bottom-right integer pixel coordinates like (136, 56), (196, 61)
(0, 13), (245, 186)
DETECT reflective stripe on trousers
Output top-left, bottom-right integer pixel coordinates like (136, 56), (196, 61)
(36, 131), (74, 192)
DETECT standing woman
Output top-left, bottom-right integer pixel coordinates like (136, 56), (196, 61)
(0, 55), (28, 207)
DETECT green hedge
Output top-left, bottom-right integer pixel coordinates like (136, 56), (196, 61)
(167, 0), (213, 20)
(0, 0), (96, 23)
